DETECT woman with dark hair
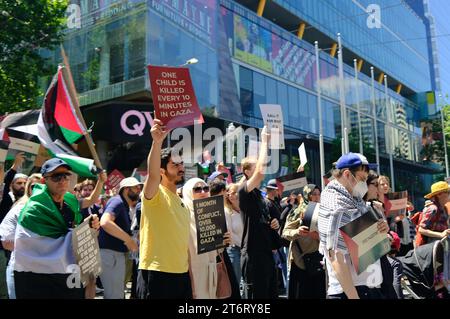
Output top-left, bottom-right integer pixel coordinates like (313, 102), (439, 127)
(364, 171), (385, 219)
(364, 171), (398, 299)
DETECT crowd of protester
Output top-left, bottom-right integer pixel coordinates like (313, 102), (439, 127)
(0, 121), (449, 300)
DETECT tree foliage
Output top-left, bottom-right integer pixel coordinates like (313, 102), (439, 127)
(0, 0), (67, 114)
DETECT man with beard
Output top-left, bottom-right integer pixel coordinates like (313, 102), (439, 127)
(137, 119), (191, 299)
(0, 153), (27, 223)
(99, 177), (141, 299)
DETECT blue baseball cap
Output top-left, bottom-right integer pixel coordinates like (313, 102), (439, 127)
(40, 158), (72, 175)
(335, 153), (377, 170)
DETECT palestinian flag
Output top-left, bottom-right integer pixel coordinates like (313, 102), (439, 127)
(0, 127), (10, 163)
(339, 208), (391, 274)
(37, 66), (97, 177)
(14, 183), (84, 298)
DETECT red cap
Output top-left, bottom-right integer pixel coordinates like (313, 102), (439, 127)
(389, 231), (401, 252)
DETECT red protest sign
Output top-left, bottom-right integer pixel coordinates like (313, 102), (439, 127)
(105, 169), (125, 192)
(147, 65), (204, 130)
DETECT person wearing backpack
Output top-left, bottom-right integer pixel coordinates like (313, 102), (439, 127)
(282, 183), (325, 299)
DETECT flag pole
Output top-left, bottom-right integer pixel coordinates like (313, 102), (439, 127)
(60, 44), (103, 170)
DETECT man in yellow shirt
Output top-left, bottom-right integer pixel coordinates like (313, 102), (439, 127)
(137, 119), (191, 299)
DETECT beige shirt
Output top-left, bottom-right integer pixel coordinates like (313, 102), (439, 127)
(188, 209), (218, 299)
(282, 215), (319, 270)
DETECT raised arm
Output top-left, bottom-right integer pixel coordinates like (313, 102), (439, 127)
(81, 171), (107, 209)
(246, 126), (270, 193)
(2, 152), (25, 202)
(143, 119), (169, 200)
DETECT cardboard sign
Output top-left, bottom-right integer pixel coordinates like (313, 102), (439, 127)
(193, 195), (227, 254)
(105, 169), (125, 193)
(72, 219), (102, 287)
(276, 171), (308, 194)
(260, 104), (285, 149)
(339, 208), (390, 274)
(148, 65), (204, 130)
(387, 191), (408, 217)
(6, 129), (40, 155)
(298, 143), (307, 167)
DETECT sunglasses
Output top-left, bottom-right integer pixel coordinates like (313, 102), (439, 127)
(47, 172), (72, 182)
(370, 182), (379, 187)
(193, 186), (210, 193)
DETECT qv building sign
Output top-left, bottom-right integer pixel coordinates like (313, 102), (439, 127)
(120, 110), (154, 137)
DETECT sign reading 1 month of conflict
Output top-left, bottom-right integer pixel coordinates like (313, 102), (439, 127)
(72, 219), (102, 287)
(147, 65), (204, 130)
(193, 195), (227, 254)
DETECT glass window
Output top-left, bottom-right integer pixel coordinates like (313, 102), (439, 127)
(377, 121), (387, 154)
(265, 77), (277, 102)
(308, 94), (318, 134)
(298, 89), (309, 131)
(253, 72), (266, 115)
(240, 67), (253, 117)
(288, 86), (299, 127)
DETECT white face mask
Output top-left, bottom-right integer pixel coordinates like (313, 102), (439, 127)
(351, 174), (368, 198)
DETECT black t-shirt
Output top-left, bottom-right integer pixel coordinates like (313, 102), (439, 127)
(238, 180), (272, 257)
(53, 200), (76, 229)
(266, 198), (290, 248)
(265, 198), (282, 220)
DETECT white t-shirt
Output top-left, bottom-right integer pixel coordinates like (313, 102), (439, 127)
(325, 253), (383, 296)
(224, 207), (244, 247)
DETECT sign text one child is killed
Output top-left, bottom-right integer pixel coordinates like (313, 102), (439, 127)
(148, 65), (204, 130)
(156, 72), (193, 115)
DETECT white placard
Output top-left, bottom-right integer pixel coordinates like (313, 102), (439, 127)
(260, 104), (285, 149)
(298, 143), (308, 167)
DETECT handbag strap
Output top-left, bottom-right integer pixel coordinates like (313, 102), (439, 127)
(216, 250), (228, 275)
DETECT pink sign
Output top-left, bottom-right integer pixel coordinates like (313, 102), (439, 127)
(105, 169), (125, 192)
(148, 65), (204, 130)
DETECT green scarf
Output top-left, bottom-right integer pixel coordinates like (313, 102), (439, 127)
(18, 184), (82, 239)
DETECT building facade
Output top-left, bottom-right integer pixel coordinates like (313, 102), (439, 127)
(58, 0), (442, 207)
